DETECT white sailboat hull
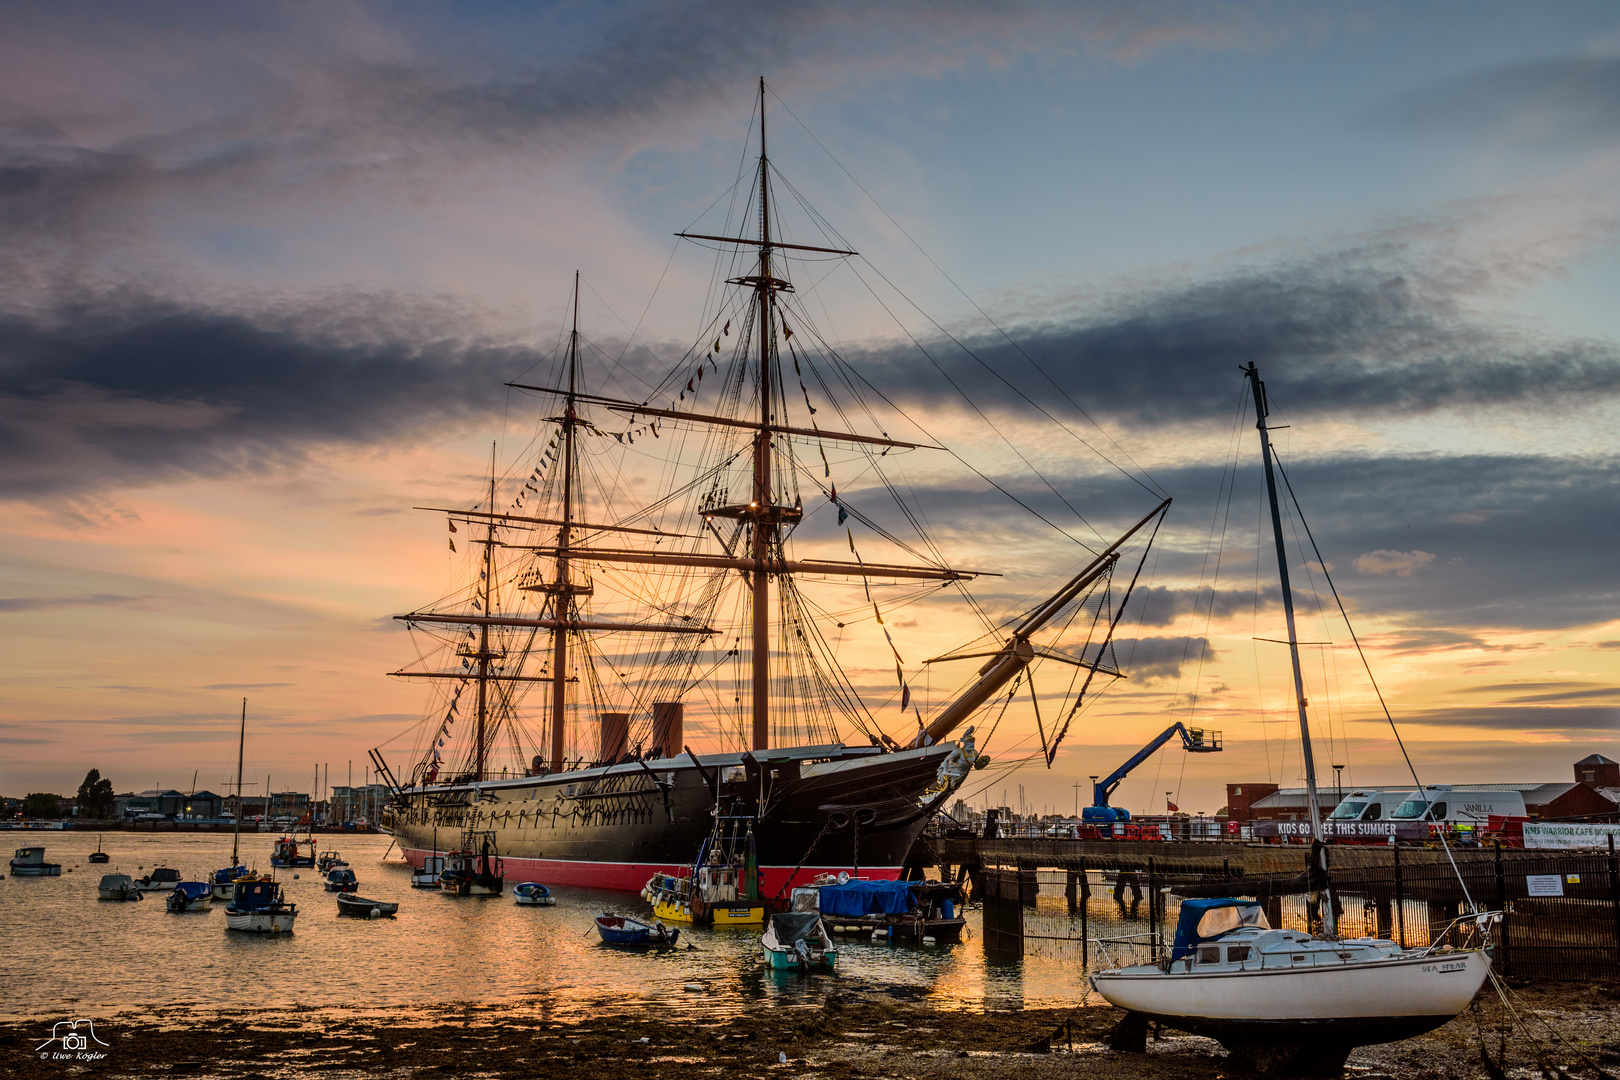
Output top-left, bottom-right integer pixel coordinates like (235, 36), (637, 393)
(1091, 949), (1490, 1044)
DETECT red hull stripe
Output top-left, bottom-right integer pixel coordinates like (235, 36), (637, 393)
(401, 848), (900, 894)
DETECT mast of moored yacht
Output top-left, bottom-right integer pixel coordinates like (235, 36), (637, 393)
(750, 75), (775, 751)
(1245, 361), (1336, 937)
(232, 697), (245, 865)
(550, 273), (581, 771)
(475, 448), (496, 781)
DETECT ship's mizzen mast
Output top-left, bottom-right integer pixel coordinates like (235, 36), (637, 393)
(751, 76), (773, 751)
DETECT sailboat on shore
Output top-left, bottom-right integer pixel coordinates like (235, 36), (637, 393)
(1089, 363), (1493, 1074)
(380, 79), (1171, 897)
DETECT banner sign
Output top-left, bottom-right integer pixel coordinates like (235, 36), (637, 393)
(1522, 822), (1620, 850)
(1252, 820), (1431, 841)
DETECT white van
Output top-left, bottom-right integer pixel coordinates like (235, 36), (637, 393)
(1389, 786), (1526, 824)
(1325, 790), (1412, 823)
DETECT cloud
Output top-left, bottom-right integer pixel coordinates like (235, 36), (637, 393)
(196, 682), (293, 691)
(1398, 704), (1620, 734)
(1126, 584), (1277, 626)
(0, 297), (536, 498)
(0, 592), (141, 612)
(1352, 549), (1437, 577)
(1366, 56), (1620, 150)
(1086, 635), (1214, 680)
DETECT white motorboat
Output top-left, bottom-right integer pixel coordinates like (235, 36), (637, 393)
(97, 873), (143, 901)
(224, 876), (297, 933)
(9, 846), (61, 876)
(411, 854), (445, 889)
(133, 867), (183, 892)
(166, 882), (215, 912)
(1088, 364), (1494, 1073)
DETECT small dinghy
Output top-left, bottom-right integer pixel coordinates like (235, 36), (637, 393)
(762, 911), (837, 971)
(97, 873), (142, 901)
(513, 882), (555, 906)
(324, 868), (359, 893)
(167, 881), (215, 912)
(337, 893), (399, 917)
(595, 913), (679, 947)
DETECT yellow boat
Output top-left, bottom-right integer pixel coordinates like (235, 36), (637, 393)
(643, 821), (766, 925)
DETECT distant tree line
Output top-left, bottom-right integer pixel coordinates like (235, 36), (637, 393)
(13, 770), (114, 820)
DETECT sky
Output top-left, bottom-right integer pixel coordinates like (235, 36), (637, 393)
(1, 0), (1617, 816)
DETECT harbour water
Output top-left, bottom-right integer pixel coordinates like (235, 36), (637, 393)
(0, 832), (1165, 1019)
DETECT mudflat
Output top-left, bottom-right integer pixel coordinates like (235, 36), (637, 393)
(5, 980), (1617, 1079)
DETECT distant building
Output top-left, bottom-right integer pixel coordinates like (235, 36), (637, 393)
(1224, 783), (1280, 824)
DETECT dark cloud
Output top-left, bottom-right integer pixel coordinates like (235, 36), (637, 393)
(845, 245), (1620, 430)
(1400, 704), (1620, 733)
(0, 592), (140, 612)
(1090, 635), (1214, 681)
(0, 298), (539, 497)
(1127, 584), (1277, 626)
(1366, 56), (1620, 149)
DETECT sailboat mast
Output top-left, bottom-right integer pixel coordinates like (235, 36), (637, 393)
(551, 273), (580, 771)
(1246, 361), (1335, 935)
(232, 697), (245, 864)
(750, 75), (775, 751)
(476, 449), (495, 781)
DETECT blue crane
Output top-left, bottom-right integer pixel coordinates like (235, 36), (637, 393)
(1082, 723), (1222, 836)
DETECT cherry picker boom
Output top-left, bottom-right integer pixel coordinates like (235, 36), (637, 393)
(1082, 723), (1222, 837)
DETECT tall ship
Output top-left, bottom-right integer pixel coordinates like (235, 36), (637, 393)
(378, 80), (1167, 896)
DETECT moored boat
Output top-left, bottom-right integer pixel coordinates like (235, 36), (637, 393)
(410, 855), (445, 889)
(89, 837), (110, 864)
(317, 851), (348, 871)
(817, 877), (967, 944)
(1087, 365), (1494, 1073)
(438, 833), (504, 897)
(270, 836), (314, 868)
(9, 846), (62, 877)
(224, 876), (296, 933)
(97, 873), (142, 901)
(134, 867), (182, 892)
(167, 881), (214, 912)
(513, 882), (554, 906)
(337, 893), (399, 917)
(761, 910), (836, 971)
(324, 868), (359, 893)
(647, 807), (765, 926)
(595, 913), (678, 947)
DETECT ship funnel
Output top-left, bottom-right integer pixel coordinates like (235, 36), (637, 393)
(598, 712), (629, 764)
(652, 702), (683, 759)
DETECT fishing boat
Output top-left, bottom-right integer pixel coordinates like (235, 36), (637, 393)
(1088, 364), (1493, 1073)
(211, 699), (252, 899)
(817, 876), (968, 944)
(761, 910), (836, 971)
(513, 882), (555, 906)
(595, 913), (678, 947)
(381, 80), (1169, 898)
(324, 868), (359, 893)
(647, 805), (765, 926)
(437, 831), (504, 896)
(166, 881), (215, 912)
(410, 855), (445, 889)
(270, 835), (314, 868)
(224, 875), (297, 934)
(133, 866), (183, 892)
(337, 893), (399, 917)
(97, 873), (142, 901)
(316, 851), (349, 871)
(9, 846), (61, 876)
(89, 837), (109, 864)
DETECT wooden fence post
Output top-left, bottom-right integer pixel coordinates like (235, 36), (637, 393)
(1494, 840), (1510, 976)
(1393, 843), (1405, 949)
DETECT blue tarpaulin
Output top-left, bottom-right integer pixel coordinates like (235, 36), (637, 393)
(817, 879), (916, 917)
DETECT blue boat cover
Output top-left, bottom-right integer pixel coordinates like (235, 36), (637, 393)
(1170, 897), (1268, 960)
(817, 879), (916, 917)
(212, 865), (247, 884)
(173, 882), (212, 900)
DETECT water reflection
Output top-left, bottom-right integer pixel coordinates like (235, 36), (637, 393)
(2, 836), (1171, 1018)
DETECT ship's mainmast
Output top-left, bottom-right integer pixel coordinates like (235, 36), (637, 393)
(551, 274), (582, 771)
(749, 76), (776, 751)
